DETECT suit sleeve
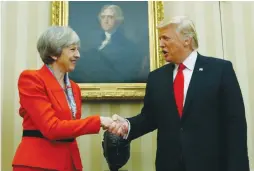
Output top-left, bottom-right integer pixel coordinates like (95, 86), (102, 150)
(18, 70), (101, 140)
(220, 61), (249, 171)
(127, 73), (157, 140)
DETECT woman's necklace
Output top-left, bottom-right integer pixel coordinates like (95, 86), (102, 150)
(46, 64), (76, 119)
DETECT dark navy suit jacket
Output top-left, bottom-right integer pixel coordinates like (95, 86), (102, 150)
(127, 53), (249, 171)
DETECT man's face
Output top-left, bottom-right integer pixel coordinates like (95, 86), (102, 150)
(100, 8), (117, 32)
(158, 24), (186, 64)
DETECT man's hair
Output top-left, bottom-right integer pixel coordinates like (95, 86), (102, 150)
(157, 16), (199, 50)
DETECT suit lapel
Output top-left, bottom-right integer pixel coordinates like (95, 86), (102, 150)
(181, 54), (208, 121)
(38, 65), (71, 116)
(161, 64), (179, 114)
(162, 63), (174, 94)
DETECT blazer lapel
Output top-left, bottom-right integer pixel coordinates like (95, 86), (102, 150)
(161, 64), (179, 114)
(38, 65), (71, 116)
(181, 54), (208, 121)
(162, 63), (175, 95)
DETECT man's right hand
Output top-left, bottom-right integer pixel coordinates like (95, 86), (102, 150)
(108, 114), (129, 137)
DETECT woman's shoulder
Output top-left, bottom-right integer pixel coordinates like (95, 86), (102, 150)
(19, 69), (40, 78)
(18, 69), (43, 86)
(18, 65), (49, 83)
(20, 69), (37, 75)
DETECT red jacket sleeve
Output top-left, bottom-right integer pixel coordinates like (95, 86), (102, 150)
(18, 70), (101, 140)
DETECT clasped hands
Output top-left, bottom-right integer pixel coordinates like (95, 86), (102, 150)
(100, 114), (129, 137)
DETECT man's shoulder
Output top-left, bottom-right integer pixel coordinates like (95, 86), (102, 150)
(198, 53), (231, 65)
(148, 63), (172, 78)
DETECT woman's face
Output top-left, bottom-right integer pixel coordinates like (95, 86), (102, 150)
(55, 44), (80, 72)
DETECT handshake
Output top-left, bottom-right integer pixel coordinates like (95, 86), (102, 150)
(100, 114), (129, 138)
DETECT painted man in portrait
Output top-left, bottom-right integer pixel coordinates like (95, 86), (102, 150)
(70, 4), (149, 83)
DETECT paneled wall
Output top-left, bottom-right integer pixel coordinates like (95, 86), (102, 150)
(1, 1), (254, 171)
(2, 2), (50, 171)
(164, 1), (224, 58)
(219, 2), (254, 168)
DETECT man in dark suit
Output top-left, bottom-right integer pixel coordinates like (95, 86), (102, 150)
(108, 16), (249, 171)
(69, 4), (149, 83)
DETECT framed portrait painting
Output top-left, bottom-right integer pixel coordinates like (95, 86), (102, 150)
(51, 1), (164, 100)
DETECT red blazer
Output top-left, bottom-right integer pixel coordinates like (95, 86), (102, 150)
(12, 65), (101, 170)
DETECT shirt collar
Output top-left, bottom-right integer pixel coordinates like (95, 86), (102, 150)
(175, 51), (198, 71)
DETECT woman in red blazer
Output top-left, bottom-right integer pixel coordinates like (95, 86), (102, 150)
(12, 26), (113, 171)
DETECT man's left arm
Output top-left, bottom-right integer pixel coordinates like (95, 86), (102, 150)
(221, 61), (249, 171)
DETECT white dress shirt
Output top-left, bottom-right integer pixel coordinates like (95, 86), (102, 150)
(173, 50), (198, 105)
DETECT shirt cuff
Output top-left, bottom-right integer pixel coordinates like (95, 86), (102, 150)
(123, 119), (131, 139)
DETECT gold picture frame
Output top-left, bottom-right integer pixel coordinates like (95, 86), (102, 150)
(51, 1), (164, 100)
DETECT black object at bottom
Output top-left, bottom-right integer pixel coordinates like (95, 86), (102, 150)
(102, 131), (131, 171)
(22, 130), (74, 142)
